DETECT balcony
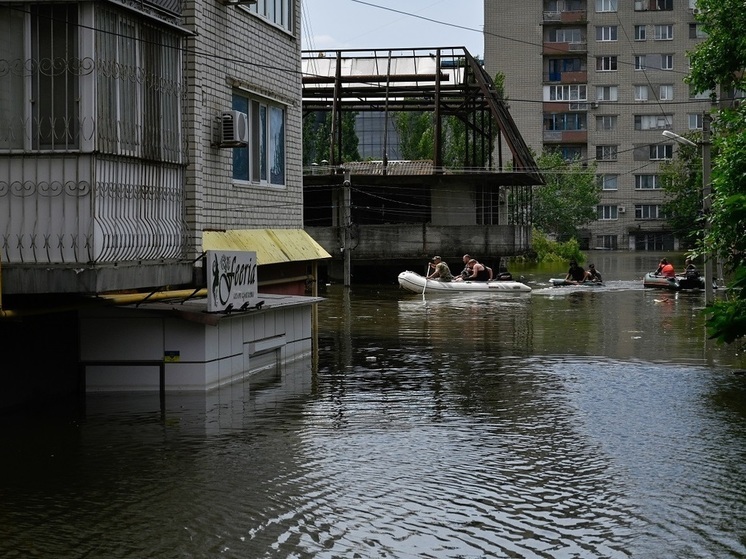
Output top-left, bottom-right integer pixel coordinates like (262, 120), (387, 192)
(543, 130), (588, 143)
(543, 41), (587, 55)
(545, 70), (587, 83)
(542, 10), (587, 23)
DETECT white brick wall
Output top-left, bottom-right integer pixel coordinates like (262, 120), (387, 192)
(183, 1), (304, 257)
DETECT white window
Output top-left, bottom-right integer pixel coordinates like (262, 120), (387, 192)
(653, 24), (673, 40)
(596, 115), (617, 130)
(635, 175), (662, 189)
(650, 144), (673, 160)
(598, 174), (618, 190)
(545, 84), (588, 101)
(634, 25), (647, 40)
(232, 91), (286, 186)
(688, 113), (703, 129)
(689, 86), (714, 100)
(635, 115), (672, 130)
(635, 55), (647, 70)
(661, 54), (674, 70)
(548, 28), (584, 43)
(596, 56), (618, 71)
(596, 0), (618, 12)
(596, 26), (618, 41)
(596, 145), (618, 161)
(597, 205), (619, 220)
(247, 0), (295, 32)
(659, 84), (674, 100)
(635, 85), (650, 101)
(596, 85), (618, 101)
(689, 23), (708, 39)
(635, 205), (665, 219)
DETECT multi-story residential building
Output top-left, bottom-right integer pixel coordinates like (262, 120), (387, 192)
(485, 0), (711, 251)
(0, 0), (329, 405)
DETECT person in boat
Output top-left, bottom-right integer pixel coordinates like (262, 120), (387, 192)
(655, 258), (675, 278)
(463, 258), (491, 281)
(454, 254), (472, 281)
(587, 263), (603, 283)
(426, 255), (453, 281)
(684, 258), (700, 278)
(565, 260), (589, 284)
(495, 259), (513, 281)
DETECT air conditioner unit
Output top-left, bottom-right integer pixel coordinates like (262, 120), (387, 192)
(220, 110), (249, 147)
(692, 7), (701, 15)
(618, 206), (626, 214)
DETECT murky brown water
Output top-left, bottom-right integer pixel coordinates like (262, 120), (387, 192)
(1, 252), (745, 558)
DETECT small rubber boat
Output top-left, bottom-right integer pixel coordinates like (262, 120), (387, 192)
(642, 272), (705, 291)
(397, 271), (531, 293)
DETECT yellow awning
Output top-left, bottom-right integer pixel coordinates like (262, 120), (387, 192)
(202, 229), (331, 265)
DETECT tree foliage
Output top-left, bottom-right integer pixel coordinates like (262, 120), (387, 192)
(531, 151), (599, 241)
(659, 134), (703, 249)
(687, 0), (746, 345)
(303, 111), (360, 166)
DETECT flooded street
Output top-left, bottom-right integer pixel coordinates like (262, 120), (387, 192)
(2, 253), (746, 558)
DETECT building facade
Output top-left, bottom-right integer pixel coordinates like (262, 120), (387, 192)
(485, 0), (711, 250)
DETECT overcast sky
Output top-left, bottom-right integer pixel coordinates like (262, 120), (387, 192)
(301, 0), (484, 57)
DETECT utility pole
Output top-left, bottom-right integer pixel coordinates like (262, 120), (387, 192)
(342, 169), (352, 287)
(701, 112), (714, 304)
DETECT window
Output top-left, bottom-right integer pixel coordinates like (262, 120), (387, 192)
(247, 0), (294, 32)
(596, 26), (618, 41)
(650, 144), (673, 160)
(653, 24), (673, 40)
(596, 56), (618, 71)
(596, 145), (618, 161)
(598, 174), (618, 190)
(547, 57), (583, 80)
(1, 4), (79, 150)
(659, 84), (674, 100)
(557, 146), (583, 161)
(635, 55), (647, 70)
(688, 113), (703, 129)
(689, 86), (713, 100)
(596, 115), (617, 130)
(689, 23), (708, 39)
(597, 235), (618, 249)
(596, 86), (618, 101)
(232, 91), (286, 186)
(544, 112), (586, 131)
(635, 85), (649, 101)
(548, 28), (583, 43)
(545, 84), (587, 101)
(595, 0), (617, 12)
(634, 115), (672, 130)
(661, 54), (674, 70)
(634, 25), (647, 40)
(635, 175), (662, 189)
(597, 205), (619, 220)
(635, 204), (666, 219)
(653, 0), (673, 9)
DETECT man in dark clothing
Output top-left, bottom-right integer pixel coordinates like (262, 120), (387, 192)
(565, 260), (589, 284)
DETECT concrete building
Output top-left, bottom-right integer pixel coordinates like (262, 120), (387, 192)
(0, 0), (329, 408)
(485, 0), (711, 250)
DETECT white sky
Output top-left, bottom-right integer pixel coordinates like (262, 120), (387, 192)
(301, 0), (484, 57)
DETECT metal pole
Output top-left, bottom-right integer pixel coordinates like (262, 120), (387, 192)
(702, 112), (714, 304)
(343, 169), (352, 287)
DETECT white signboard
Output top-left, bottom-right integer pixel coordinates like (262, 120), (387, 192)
(206, 250), (258, 312)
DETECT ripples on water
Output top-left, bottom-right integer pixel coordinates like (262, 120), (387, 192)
(1, 275), (746, 558)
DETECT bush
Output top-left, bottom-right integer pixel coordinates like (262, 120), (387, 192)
(530, 229), (585, 263)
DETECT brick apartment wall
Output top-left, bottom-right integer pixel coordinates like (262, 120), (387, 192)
(183, 1), (303, 257)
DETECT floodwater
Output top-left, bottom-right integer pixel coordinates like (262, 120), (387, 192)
(2, 252), (746, 558)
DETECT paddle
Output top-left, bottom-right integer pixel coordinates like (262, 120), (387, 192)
(422, 262), (429, 296)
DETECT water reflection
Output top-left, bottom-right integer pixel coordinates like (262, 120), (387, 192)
(1, 253), (745, 558)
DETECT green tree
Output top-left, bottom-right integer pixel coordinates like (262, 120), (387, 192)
(687, 0), (746, 344)
(394, 111), (434, 160)
(532, 151), (599, 241)
(302, 111), (360, 166)
(659, 133), (703, 249)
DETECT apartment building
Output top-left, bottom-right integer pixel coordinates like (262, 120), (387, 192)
(485, 0), (711, 250)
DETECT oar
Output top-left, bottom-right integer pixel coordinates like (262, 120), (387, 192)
(422, 263), (428, 296)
